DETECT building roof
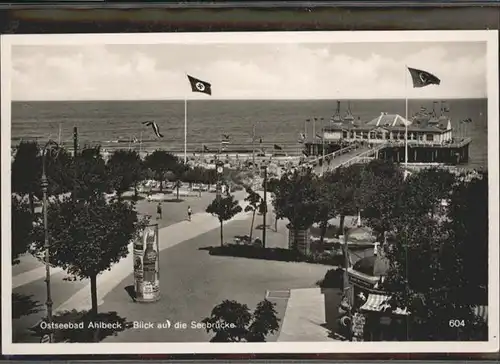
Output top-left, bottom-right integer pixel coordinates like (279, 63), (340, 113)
(367, 113), (411, 128)
(352, 255), (390, 277)
(324, 112), (451, 134)
(349, 226), (375, 243)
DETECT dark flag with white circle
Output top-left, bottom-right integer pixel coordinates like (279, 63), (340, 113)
(407, 67), (441, 88)
(187, 75), (212, 95)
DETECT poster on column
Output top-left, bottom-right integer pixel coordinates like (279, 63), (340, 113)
(133, 224), (160, 302)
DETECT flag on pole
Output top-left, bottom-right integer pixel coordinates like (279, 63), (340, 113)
(221, 134), (230, 145)
(305, 118), (311, 123)
(462, 118), (473, 123)
(302, 150), (310, 157)
(407, 67), (441, 88)
(142, 121), (164, 138)
(274, 144), (283, 150)
(132, 136), (139, 143)
(316, 133), (323, 140)
(187, 75), (212, 95)
(203, 145), (210, 152)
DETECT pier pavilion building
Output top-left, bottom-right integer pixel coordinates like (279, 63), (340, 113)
(305, 102), (471, 165)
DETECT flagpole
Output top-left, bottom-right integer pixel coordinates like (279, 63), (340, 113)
(184, 96), (188, 164)
(321, 127), (325, 176)
(252, 123), (256, 168)
(405, 65), (408, 167)
(313, 118), (316, 145)
(139, 131), (143, 155)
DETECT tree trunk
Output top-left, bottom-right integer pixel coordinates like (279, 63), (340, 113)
(274, 214), (278, 232)
(159, 175), (163, 192)
(339, 215), (345, 236)
(319, 219), (328, 248)
(220, 220), (224, 247)
(249, 210), (256, 243)
(28, 192), (35, 215)
(176, 185), (180, 201)
(90, 274), (99, 342)
(90, 274), (98, 315)
(134, 182), (138, 199)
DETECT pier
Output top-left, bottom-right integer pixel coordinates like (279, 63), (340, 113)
(301, 137), (471, 176)
(302, 143), (382, 176)
(303, 137), (471, 171)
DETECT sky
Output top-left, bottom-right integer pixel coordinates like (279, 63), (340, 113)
(11, 41), (487, 101)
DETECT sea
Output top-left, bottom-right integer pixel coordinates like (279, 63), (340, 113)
(11, 98), (488, 170)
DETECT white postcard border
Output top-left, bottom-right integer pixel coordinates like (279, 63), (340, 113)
(1, 30), (499, 355)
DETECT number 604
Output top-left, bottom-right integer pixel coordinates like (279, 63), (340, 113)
(449, 320), (465, 327)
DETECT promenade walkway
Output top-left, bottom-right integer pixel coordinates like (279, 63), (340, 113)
(55, 191), (251, 313)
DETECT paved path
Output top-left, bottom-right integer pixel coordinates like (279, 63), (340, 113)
(12, 190), (334, 343)
(99, 218), (330, 343)
(55, 192), (250, 313)
(11, 191), (245, 342)
(11, 191), (231, 289)
(277, 288), (341, 342)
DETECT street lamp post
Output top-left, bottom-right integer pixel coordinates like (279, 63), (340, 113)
(41, 140), (59, 343)
(216, 161), (223, 200)
(261, 165), (268, 248)
(342, 227), (354, 342)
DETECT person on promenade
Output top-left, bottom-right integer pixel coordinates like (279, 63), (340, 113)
(157, 202), (162, 220)
(187, 206), (192, 221)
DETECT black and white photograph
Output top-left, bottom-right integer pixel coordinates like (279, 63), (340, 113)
(1, 30), (499, 354)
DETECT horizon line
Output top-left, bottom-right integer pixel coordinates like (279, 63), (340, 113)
(11, 97), (487, 102)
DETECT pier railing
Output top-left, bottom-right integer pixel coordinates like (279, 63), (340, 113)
(304, 143), (362, 168)
(332, 145), (386, 170)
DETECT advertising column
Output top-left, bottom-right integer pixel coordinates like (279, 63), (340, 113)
(133, 224), (160, 302)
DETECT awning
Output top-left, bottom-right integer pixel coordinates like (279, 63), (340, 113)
(474, 305), (488, 322)
(361, 295), (486, 320)
(360, 294), (410, 316)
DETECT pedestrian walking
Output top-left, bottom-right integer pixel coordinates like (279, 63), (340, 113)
(187, 206), (192, 221)
(157, 202), (162, 220)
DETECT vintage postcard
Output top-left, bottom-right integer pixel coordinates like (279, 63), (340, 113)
(1, 30), (498, 355)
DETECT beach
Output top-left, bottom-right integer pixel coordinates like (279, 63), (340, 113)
(11, 98), (488, 170)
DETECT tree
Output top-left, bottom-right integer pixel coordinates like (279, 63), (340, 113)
(314, 176), (338, 245)
(447, 171), (488, 297)
(359, 160), (404, 241)
(43, 147), (74, 197)
(73, 146), (110, 200)
(400, 167), (457, 220)
(246, 299), (280, 342)
(31, 195), (147, 316)
(202, 299), (280, 342)
(266, 177), (280, 231)
(272, 169), (319, 230)
(329, 164), (364, 234)
(206, 195), (242, 246)
(244, 187), (263, 243)
(12, 196), (34, 265)
(144, 150), (181, 192)
(106, 150), (143, 200)
(383, 171), (487, 341)
(173, 179), (182, 201)
(12, 141), (40, 213)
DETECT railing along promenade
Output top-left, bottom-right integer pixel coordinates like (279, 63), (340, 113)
(302, 143), (386, 176)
